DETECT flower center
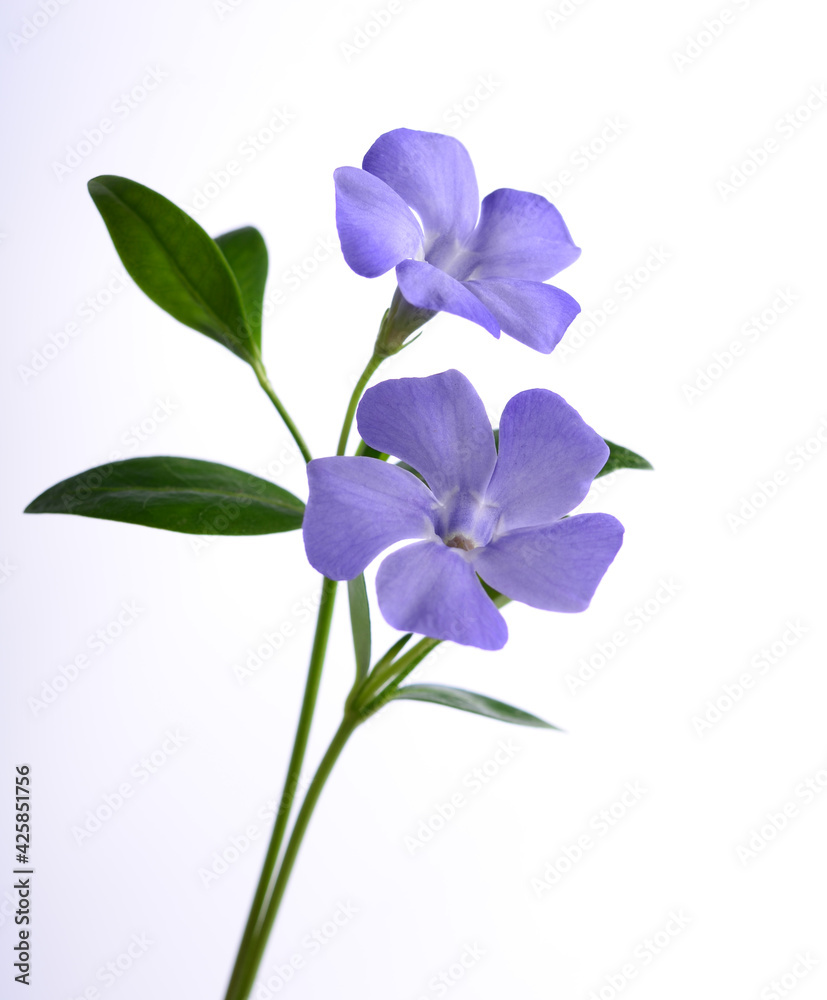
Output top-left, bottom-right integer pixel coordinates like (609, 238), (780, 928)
(424, 236), (477, 281)
(444, 533), (476, 551)
(433, 489), (500, 553)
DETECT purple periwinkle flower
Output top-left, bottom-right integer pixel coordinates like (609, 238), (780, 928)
(334, 128), (582, 353)
(303, 371), (623, 650)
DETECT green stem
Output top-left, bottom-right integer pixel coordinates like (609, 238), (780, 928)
(226, 714), (360, 1000)
(335, 350), (384, 456)
(354, 595), (513, 718)
(223, 576), (337, 1000)
(223, 330), (456, 998)
(252, 358), (312, 464)
(354, 635), (441, 713)
(224, 346), (392, 999)
(344, 632), (411, 713)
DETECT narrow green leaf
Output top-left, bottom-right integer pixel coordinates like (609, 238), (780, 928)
(392, 684), (560, 729)
(479, 578), (502, 603)
(355, 440), (388, 460)
(395, 460), (425, 483)
(25, 457), (304, 535)
(215, 227), (268, 351)
(385, 637), (437, 681)
(347, 574), (371, 683)
(597, 439), (653, 478)
(87, 175), (257, 363)
(377, 632), (413, 668)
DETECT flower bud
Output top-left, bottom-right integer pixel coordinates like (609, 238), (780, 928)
(374, 287), (436, 356)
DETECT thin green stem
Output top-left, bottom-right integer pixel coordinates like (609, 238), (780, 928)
(354, 635), (441, 713)
(344, 632), (411, 712)
(223, 576), (337, 1000)
(335, 350), (384, 456)
(252, 358), (312, 464)
(226, 713), (360, 1000)
(224, 326), (466, 999)
(353, 595), (513, 718)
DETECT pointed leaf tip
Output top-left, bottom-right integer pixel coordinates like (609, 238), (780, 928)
(392, 684), (560, 729)
(87, 175), (257, 363)
(25, 456), (304, 535)
(347, 574), (372, 683)
(597, 439), (653, 478)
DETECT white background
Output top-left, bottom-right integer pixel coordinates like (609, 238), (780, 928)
(2, 0), (827, 998)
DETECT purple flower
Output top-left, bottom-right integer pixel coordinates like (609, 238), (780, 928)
(303, 371), (623, 650)
(334, 128), (582, 353)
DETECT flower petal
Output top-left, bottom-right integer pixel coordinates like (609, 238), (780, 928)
(473, 514), (624, 612)
(333, 166), (424, 278)
(363, 128), (479, 242)
(356, 369), (497, 502)
(464, 189), (581, 281)
(377, 541), (508, 650)
(464, 278), (580, 353)
(395, 259), (499, 338)
(303, 457), (436, 580)
(485, 389), (609, 530)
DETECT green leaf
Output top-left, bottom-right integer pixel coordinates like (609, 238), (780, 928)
(479, 578), (502, 603)
(355, 440), (388, 460)
(378, 632), (413, 668)
(392, 684), (560, 729)
(347, 574), (371, 683)
(597, 439), (653, 478)
(25, 457), (304, 535)
(395, 460), (425, 483)
(215, 227), (268, 351)
(87, 175), (257, 364)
